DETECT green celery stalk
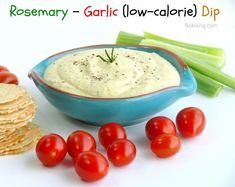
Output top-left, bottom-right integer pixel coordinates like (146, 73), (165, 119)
(144, 32), (225, 60)
(116, 32), (223, 96)
(191, 69), (223, 97)
(116, 31), (224, 69)
(140, 39), (235, 90)
(116, 31), (144, 45)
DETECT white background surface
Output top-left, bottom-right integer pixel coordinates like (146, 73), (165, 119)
(0, 0), (235, 187)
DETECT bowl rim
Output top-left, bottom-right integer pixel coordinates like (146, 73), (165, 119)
(29, 44), (191, 101)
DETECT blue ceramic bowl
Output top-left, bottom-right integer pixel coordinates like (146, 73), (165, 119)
(29, 45), (197, 126)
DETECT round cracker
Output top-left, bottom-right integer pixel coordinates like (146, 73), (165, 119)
(0, 84), (27, 104)
(0, 94), (34, 114)
(0, 103), (36, 124)
(0, 123), (43, 155)
(0, 128), (16, 139)
(0, 120), (29, 130)
(0, 125), (31, 148)
(0, 140), (36, 155)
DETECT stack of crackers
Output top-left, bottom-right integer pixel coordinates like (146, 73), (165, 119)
(0, 83), (42, 155)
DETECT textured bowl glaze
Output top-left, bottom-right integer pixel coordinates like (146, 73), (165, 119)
(29, 45), (197, 126)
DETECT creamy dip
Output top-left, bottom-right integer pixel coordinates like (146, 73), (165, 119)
(44, 48), (180, 98)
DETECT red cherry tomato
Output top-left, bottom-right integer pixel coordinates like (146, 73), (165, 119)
(67, 130), (96, 159)
(98, 122), (127, 149)
(150, 134), (181, 158)
(107, 139), (136, 167)
(145, 116), (176, 141)
(36, 134), (67, 167)
(0, 65), (9, 72)
(0, 72), (18, 85)
(176, 107), (206, 138)
(74, 151), (109, 182)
